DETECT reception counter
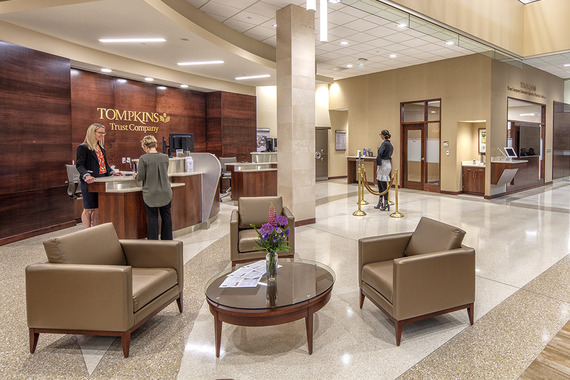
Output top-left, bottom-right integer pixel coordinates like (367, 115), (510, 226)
(90, 153), (220, 239)
(226, 162), (277, 200)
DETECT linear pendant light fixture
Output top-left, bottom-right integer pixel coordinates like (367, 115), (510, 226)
(306, 0), (316, 11)
(320, 0), (328, 42)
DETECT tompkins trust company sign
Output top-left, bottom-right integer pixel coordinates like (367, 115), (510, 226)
(97, 107), (170, 133)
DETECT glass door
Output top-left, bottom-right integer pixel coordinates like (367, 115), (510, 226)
(403, 125), (424, 190)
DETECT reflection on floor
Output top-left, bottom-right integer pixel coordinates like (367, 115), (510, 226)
(0, 179), (568, 379)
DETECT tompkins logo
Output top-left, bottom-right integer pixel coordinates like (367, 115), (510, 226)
(97, 108), (170, 124)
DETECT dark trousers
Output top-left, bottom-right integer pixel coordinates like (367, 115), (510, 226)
(377, 180), (388, 205)
(144, 201), (173, 240)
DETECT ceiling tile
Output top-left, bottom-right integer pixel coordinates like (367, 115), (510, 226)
(200, 2), (242, 19)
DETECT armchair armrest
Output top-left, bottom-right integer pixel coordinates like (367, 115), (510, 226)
(282, 206), (295, 253)
(392, 246), (476, 320)
(26, 263), (133, 331)
(358, 232), (412, 267)
(121, 240), (183, 289)
(230, 209), (239, 261)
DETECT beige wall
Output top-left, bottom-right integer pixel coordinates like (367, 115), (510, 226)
(392, 0), (570, 57)
(391, 0), (524, 56)
(256, 86), (278, 137)
(565, 81), (570, 103)
(257, 55), (564, 194)
(329, 110), (348, 178)
(489, 60), (564, 195)
(523, 0), (570, 56)
(329, 54), (493, 192)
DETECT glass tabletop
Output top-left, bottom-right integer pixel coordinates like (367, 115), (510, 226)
(205, 258), (335, 310)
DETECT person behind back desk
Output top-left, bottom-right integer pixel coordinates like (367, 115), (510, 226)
(76, 123), (122, 229)
(133, 135), (173, 240)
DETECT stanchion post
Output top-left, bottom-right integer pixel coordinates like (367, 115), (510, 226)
(390, 169), (404, 218)
(359, 160), (369, 205)
(353, 157), (366, 216)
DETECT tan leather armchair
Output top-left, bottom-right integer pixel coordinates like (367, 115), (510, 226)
(25, 223), (183, 358)
(230, 196), (295, 266)
(358, 217), (475, 345)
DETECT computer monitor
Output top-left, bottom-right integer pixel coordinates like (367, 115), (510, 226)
(504, 147), (517, 158)
(169, 133), (194, 156)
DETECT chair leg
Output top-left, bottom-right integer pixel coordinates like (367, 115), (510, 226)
(395, 321), (403, 346)
(176, 293), (183, 313)
(467, 303), (474, 325)
(29, 329), (39, 353)
(121, 333), (131, 358)
(359, 289), (365, 309)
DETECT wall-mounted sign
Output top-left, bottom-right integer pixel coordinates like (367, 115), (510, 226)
(97, 107), (170, 133)
(335, 130), (346, 151)
(507, 82), (546, 100)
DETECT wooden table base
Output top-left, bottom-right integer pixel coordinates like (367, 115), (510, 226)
(208, 288), (332, 357)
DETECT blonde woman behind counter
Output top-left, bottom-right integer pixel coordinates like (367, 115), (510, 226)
(76, 123), (122, 229)
(133, 135), (173, 240)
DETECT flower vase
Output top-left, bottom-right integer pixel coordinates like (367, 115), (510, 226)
(265, 251), (278, 281)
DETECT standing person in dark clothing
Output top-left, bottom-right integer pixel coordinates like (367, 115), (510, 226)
(133, 135), (173, 240)
(76, 123), (121, 228)
(375, 129), (394, 211)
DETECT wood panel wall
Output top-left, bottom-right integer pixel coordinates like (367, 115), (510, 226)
(0, 42), (258, 245)
(0, 42), (75, 244)
(553, 101), (570, 179)
(71, 70), (208, 171)
(207, 91), (257, 162)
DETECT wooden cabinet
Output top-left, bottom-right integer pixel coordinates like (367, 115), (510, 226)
(462, 166), (485, 195)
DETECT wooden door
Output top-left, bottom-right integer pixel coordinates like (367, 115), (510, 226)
(403, 125), (425, 190)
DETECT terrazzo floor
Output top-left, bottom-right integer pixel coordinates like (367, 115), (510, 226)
(0, 179), (568, 379)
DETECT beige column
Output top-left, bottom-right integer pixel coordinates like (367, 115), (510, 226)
(276, 5), (316, 224)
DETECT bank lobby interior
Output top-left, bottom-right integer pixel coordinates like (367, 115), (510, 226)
(1, 0), (570, 379)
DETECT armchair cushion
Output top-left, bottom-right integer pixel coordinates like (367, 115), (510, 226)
(43, 223), (126, 265)
(238, 229), (261, 253)
(362, 261), (393, 302)
(404, 217), (465, 256)
(238, 196), (283, 229)
(131, 268), (178, 313)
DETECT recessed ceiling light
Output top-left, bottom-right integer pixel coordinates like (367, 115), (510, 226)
(389, 53), (398, 58)
(564, 64), (570, 67)
(235, 74), (271, 80)
(117, 78), (127, 83)
(144, 77), (154, 82)
(180, 84), (189, 88)
(273, 24), (277, 27)
(98, 38), (166, 43)
(346, 64), (353, 68)
(518, 0), (540, 4)
(397, 23), (407, 28)
(157, 86), (167, 90)
(445, 41), (455, 46)
(177, 60), (224, 66)
(100, 68), (112, 73)
(339, 41), (349, 46)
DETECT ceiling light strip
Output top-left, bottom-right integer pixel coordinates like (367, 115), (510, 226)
(99, 38), (166, 43)
(320, 0), (328, 42)
(177, 60), (224, 66)
(235, 74), (271, 80)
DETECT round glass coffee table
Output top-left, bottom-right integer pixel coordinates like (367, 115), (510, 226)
(205, 258), (335, 357)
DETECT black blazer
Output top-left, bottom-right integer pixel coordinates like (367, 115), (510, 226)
(376, 140), (393, 165)
(76, 143), (113, 182)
